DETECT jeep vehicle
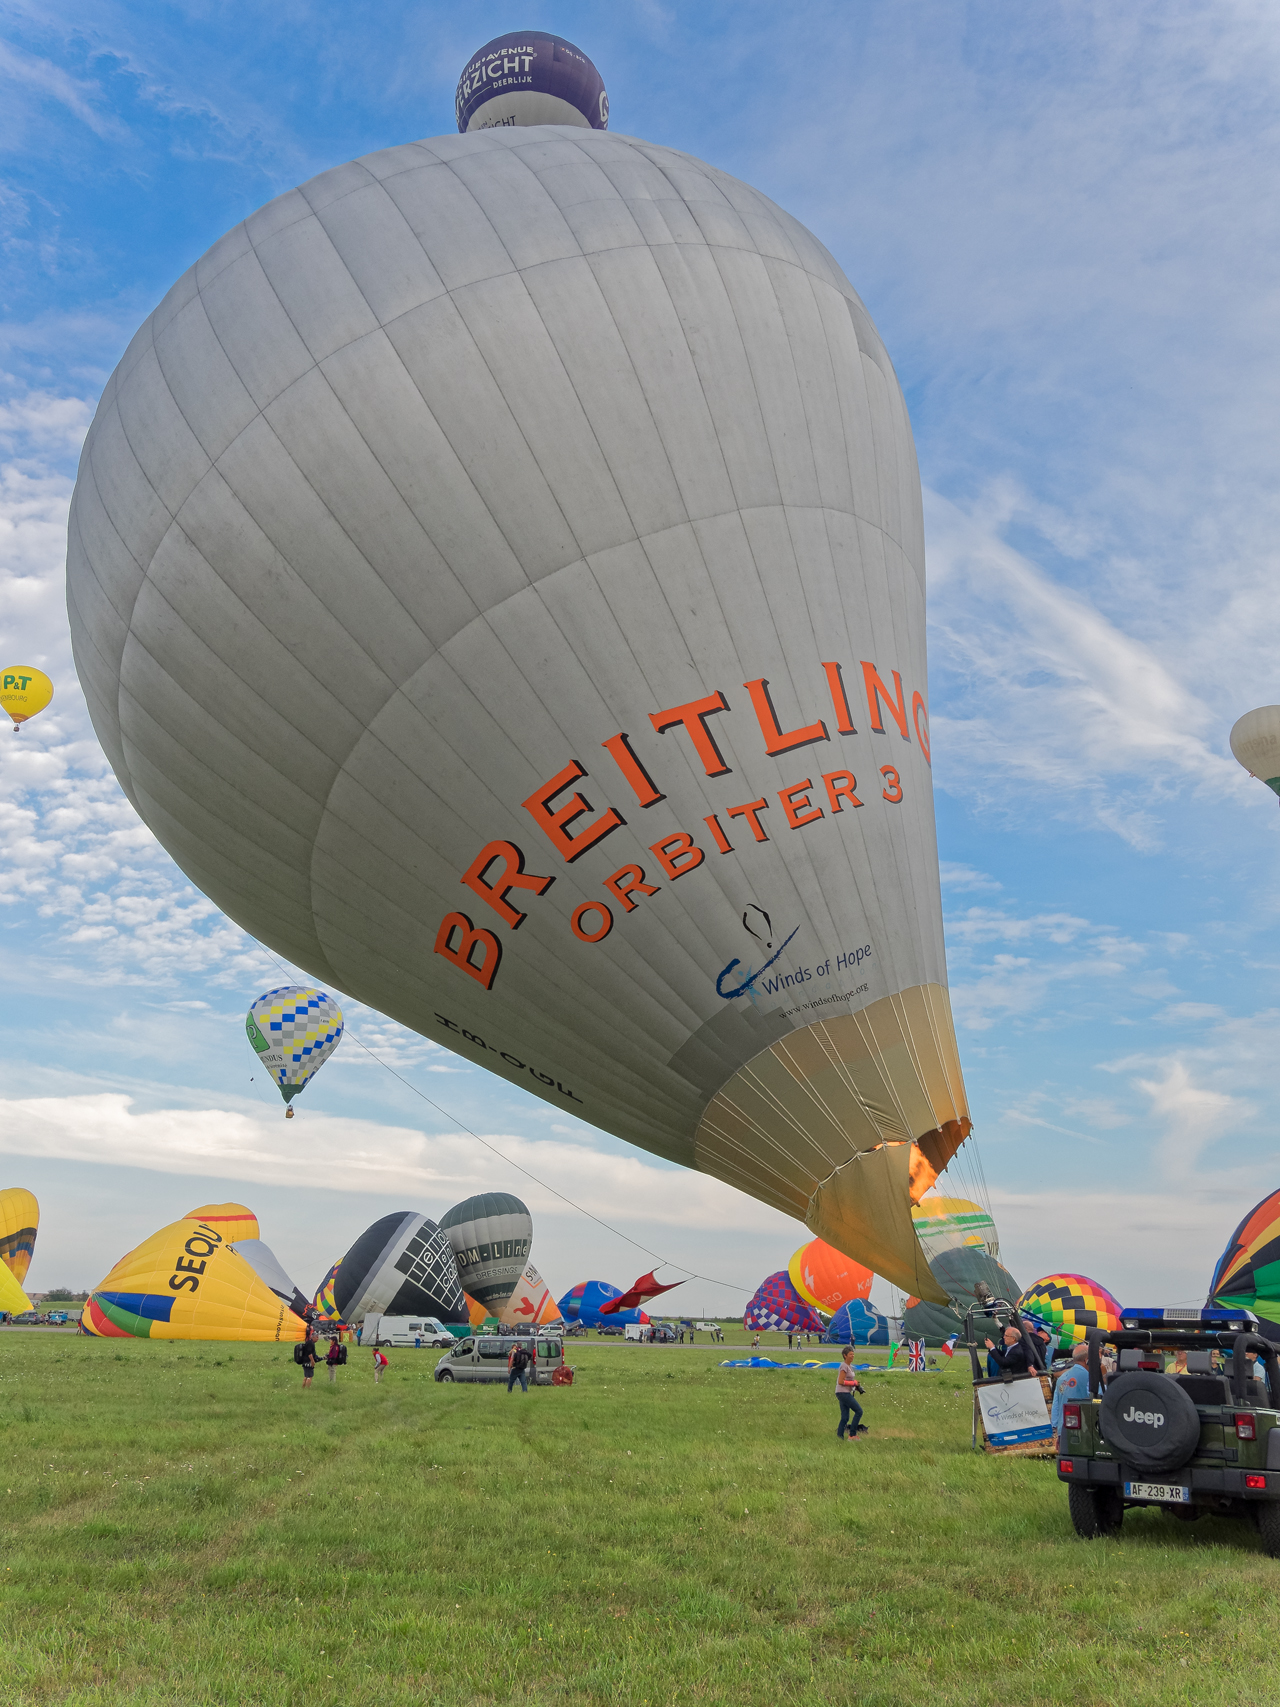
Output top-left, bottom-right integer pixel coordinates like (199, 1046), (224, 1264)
(434, 1334), (565, 1384)
(1059, 1307), (1280, 1553)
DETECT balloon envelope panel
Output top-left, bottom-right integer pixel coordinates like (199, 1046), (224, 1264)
(333, 1211), (467, 1324)
(1018, 1273), (1121, 1351)
(501, 1259), (559, 1326)
(788, 1237), (873, 1312)
(743, 1271), (825, 1334)
(0, 1187), (38, 1285)
(439, 1192), (533, 1314)
(1209, 1190), (1280, 1316)
(902, 1247), (1021, 1344)
(456, 33), (607, 134)
(84, 1208), (305, 1341)
(822, 1299), (890, 1346)
(313, 1259), (342, 1318)
(66, 127), (968, 1302)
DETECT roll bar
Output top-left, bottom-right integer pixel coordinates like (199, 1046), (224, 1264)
(1082, 1325), (1280, 1402)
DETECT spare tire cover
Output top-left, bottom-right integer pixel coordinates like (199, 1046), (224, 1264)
(1100, 1371), (1201, 1474)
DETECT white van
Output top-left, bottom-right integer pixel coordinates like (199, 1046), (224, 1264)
(362, 1313), (455, 1348)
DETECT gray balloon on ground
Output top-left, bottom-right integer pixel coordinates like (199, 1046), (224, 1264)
(66, 123), (969, 1301)
(439, 1191), (533, 1316)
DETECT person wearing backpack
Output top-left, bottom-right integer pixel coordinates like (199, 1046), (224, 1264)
(507, 1338), (533, 1394)
(296, 1332), (320, 1389)
(325, 1337), (343, 1385)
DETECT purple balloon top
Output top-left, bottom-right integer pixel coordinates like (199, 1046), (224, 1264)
(456, 32), (608, 133)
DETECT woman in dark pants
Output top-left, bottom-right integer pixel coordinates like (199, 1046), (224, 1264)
(836, 1346), (867, 1440)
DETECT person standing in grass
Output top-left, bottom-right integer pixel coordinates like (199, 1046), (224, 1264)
(325, 1337), (342, 1385)
(507, 1338), (533, 1394)
(372, 1345), (388, 1384)
(836, 1346), (867, 1441)
(299, 1331), (322, 1389)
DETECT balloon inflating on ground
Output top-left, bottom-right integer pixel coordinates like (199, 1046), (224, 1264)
(65, 41), (972, 1300)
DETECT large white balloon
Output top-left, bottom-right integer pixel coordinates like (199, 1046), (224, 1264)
(1230, 706), (1280, 803)
(67, 127), (968, 1299)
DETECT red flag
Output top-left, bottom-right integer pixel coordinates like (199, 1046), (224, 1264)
(598, 1271), (685, 1314)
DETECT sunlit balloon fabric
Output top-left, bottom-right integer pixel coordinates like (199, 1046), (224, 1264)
(1018, 1273), (1121, 1352)
(0, 1188), (39, 1286)
(1209, 1190), (1280, 1319)
(0, 666), (53, 732)
(246, 986), (343, 1107)
(82, 1203), (305, 1341)
(743, 1272), (825, 1335)
(0, 1261), (32, 1316)
(66, 124), (971, 1301)
(788, 1238), (873, 1313)
(439, 1193), (532, 1317)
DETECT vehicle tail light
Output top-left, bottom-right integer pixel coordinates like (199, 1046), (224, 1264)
(1246, 1473), (1266, 1490)
(1063, 1403), (1082, 1429)
(1058, 1459), (1073, 1474)
(1235, 1413), (1256, 1441)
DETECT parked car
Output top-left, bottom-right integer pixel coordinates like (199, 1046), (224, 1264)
(595, 1323), (624, 1336)
(1060, 1307), (1280, 1553)
(434, 1334), (565, 1384)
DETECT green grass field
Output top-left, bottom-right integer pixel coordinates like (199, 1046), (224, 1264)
(3, 1332), (1278, 1706)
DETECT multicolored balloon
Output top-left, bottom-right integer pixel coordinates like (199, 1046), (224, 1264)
(82, 1202), (305, 1341)
(1018, 1273), (1121, 1351)
(246, 986), (343, 1117)
(0, 666), (52, 733)
(1208, 1190), (1280, 1319)
(743, 1272), (825, 1335)
(788, 1237), (873, 1313)
(557, 1280), (646, 1329)
(911, 1195), (999, 1262)
(313, 1259), (342, 1319)
(0, 1187), (39, 1286)
(439, 1192), (533, 1318)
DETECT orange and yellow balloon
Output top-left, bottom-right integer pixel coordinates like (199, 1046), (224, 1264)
(788, 1237), (874, 1314)
(0, 667), (52, 732)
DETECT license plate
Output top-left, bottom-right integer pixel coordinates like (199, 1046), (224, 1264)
(1124, 1481), (1189, 1502)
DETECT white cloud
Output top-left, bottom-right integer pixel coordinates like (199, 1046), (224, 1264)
(939, 861), (1002, 893)
(0, 1091), (792, 1236)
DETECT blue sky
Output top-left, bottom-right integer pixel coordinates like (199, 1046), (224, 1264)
(3, 0), (1280, 1314)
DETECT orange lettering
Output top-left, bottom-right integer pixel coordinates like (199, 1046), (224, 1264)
(460, 840), (554, 929)
(742, 678), (827, 757)
(822, 661), (857, 735)
(522, 761), (625, 863)
(912, 692), (930, 764)
(880, 765), (903, 804)
(571, 901), (613, 944)
(703, 813), (733, 854)
(603, 863), (660, 913)
(649, 691), (731, 777)
(726, 798), (769, 843)
(434, 912), (502, 991)
(649, 832), (704, 879)
(601, 732), (664, 807)
(823, 770), (863, 813)
(778, 780), (823, 830)
(862, 662), (909, 739)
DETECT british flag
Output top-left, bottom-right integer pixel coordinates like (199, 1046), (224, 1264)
(908, 1339), (927, 1372)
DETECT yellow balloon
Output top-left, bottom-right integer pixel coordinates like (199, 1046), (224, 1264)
(0, 666), (52, 732)
(0, 1187), (38, 1285)
(83, 1203), (303, 1341)
(0, 1262), (31, 1315)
